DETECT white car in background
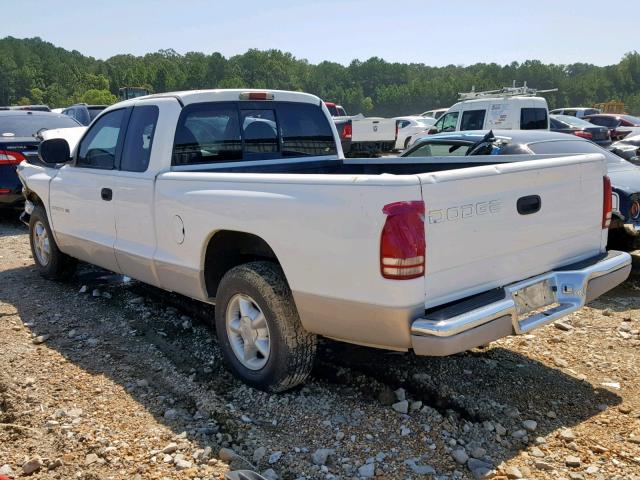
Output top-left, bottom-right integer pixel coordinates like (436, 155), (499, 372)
(394, 116), (436, 150)
(420, 108), (448, 119)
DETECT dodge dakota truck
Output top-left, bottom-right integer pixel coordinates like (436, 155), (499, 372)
(18, 89), (632, 392)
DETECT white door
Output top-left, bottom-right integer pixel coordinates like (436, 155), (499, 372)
(112, 103), (164, 286)
(49, 108), (129, 272)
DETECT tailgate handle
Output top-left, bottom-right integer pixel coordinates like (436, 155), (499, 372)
(517, 195), (541, 215)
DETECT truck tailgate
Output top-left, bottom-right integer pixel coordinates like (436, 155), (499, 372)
(418, 154), (606, 308)
(351, 118), (396, 142)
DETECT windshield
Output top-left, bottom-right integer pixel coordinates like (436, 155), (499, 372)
(527, 139), (633, 171)
(622, 115), (640, 125)
(554, 115), (595, 128)
(0, 114), (80, 137)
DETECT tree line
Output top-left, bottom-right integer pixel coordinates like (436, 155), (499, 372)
(1, 36), (639, 116)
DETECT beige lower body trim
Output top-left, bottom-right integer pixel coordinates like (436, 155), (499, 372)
(292, 291), (422, 350)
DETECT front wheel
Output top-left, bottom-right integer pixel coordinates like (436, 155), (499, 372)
(29, 205), (77, 280)
(215, 261), (317, 392)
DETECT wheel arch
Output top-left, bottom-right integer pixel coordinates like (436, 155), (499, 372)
(202, 230), (282, 299)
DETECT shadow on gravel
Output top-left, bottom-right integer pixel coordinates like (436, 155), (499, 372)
(0, 211), (26, 237)
(0, 255), (626, 478)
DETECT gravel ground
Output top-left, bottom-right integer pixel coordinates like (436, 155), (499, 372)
(1, 215), (639, 480)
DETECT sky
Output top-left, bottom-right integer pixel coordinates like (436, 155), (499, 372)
(2, 0), (638, 67)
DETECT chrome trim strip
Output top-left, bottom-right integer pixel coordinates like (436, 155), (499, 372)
(412, 251), (631, 338)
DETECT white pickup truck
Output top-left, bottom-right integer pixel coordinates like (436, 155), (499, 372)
(18, 89), (631, 392)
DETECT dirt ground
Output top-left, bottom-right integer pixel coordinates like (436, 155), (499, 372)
(1, 214), (639, 480)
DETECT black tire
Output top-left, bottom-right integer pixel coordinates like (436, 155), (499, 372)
(404, 137), (411, 149)
(215, 261), (317, 392)
(29, 205), (77, 280)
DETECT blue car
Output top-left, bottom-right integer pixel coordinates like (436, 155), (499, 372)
(0, 110), (80, 210)
(403, 130), (640, 249)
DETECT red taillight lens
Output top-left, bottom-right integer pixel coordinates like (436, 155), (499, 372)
(239, 92), (274, 101)
(341, 123), (352, 139)
(573, 130), (592, 140)
(380, 201), (426, 280)
(603, 176), (612, 229)
(0, 188), (11, 194)
(0, 150), (26, 165)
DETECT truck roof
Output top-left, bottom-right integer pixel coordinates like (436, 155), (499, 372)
(118, 89), (323, 107)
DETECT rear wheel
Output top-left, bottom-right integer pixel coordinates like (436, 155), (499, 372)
(404, 137), (411, 149)
(29, 206), (77, 280)
(215, 261), (317, 392)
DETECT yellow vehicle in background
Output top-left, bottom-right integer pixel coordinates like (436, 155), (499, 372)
(594, 101), (627, 114)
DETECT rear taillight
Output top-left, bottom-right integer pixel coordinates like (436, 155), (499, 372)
(0, 150), (26, 165)
(380, 201), (426, 280)
(341, 123), (352, 139)
(573, 131), (593, 140)
(0, 188), (11, 194)
(603, 176), (612, 229)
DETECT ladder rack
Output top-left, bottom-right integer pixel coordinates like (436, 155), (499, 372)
(458, 81), (557, 100)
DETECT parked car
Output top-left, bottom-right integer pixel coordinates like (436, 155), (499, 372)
(425, 96), (549, 137)
(324, 102), (348, 117)
(609, 134), (640, 162)
(549, 107), (600, 118)
(0, 110), (80, 209)
(19, 89), (630, 392)
(403, 130), (640, 249)
(583, 114), (640, 141)
(393, 116), (436, 150)
(0, 105), (51, 112)
(62, 103), (107, 126)
(550, 114), (611, 146)
(332, 116), (352, 155)
(420, 108), (448, 119)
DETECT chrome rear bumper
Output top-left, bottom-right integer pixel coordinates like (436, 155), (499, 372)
(411, 250), (631, 356)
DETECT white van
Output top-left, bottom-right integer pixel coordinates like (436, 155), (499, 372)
(428, 96), (550, 134)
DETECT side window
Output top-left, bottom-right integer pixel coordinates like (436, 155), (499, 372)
(440, 112), (459, 132)
(520, 108), (548, 130)
(397, 120), (410, 129)
(564, 109), (577, 117)
(172, 103), (242, 164)
(278, 103), (337, 157)
(241, 109), (278, 157)
(121, 105), (159, 172)
(460, 110), (486, 131)
(77, 109), (126, 169)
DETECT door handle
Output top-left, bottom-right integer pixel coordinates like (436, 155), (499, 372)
(101, 188), (113, 201)
(517, 195), (541, 215)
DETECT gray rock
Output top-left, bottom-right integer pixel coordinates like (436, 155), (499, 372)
(175, 458), (192, 470)
(162, 442), (178, 454)
(240, 414), (252, 423)
(22, 457), (42, 475)
(560, 429), (576, 441)
(494, 423), (507, 436)
(553, 357), (569, 368)
(32, 334), (49, 345)
(522, 420), (537, 432)
(394, 387), (406, 401)
(534, 461), (554, 471)
(565, 455), (581, 467)
(554, 320), (573, 331)
(253, 446), (267, 463)
(451, 449), (469, 465)
(262, 469), (279, 480)
(164, 408), (178, 420)
(470, 447), (486, 459)
(218, 447), (237, 462)
(358, 462), (375, 478)
(92, 288), (101, 297)
(268, 451), (283, 464)
(85, 453), (99, 466)
(311, 448), (334, 465)
(79, 285), (88, 293)
(0, 465), (14, 477)
(404, 458), (436, 475)
(392, 400), (409, 414)
(530, 447), (545, 458)
(467, 458), (492, 471)
(505, 466), (523, 479)
(511, 429), (527, 439)
(336, 431), (345, 441)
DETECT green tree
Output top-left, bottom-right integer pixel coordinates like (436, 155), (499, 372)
(80, 89), (117, 105)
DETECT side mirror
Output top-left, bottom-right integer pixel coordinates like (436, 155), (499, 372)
(39, 138), (71, 164)
(428, 128), (438, 135)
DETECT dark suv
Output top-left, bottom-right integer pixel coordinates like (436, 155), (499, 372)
(62, 104), (107, 126)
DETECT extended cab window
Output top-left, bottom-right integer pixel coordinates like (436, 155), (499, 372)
(520, 108), (548, 129)
(77, 108), (126, 169)
(460, 110), (486, 130)
(278, 103), (337, 157)
(121, 105), (159, 172)
(173, 103), (242, 164)
(241, 109), (279, 157)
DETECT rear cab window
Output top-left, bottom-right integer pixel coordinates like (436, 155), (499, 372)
(172, 101), (337, 165)
(121, 105), (159, 172)
(520, 108), (548, 130)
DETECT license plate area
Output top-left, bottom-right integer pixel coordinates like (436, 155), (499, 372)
(512, 279), (557, 317)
